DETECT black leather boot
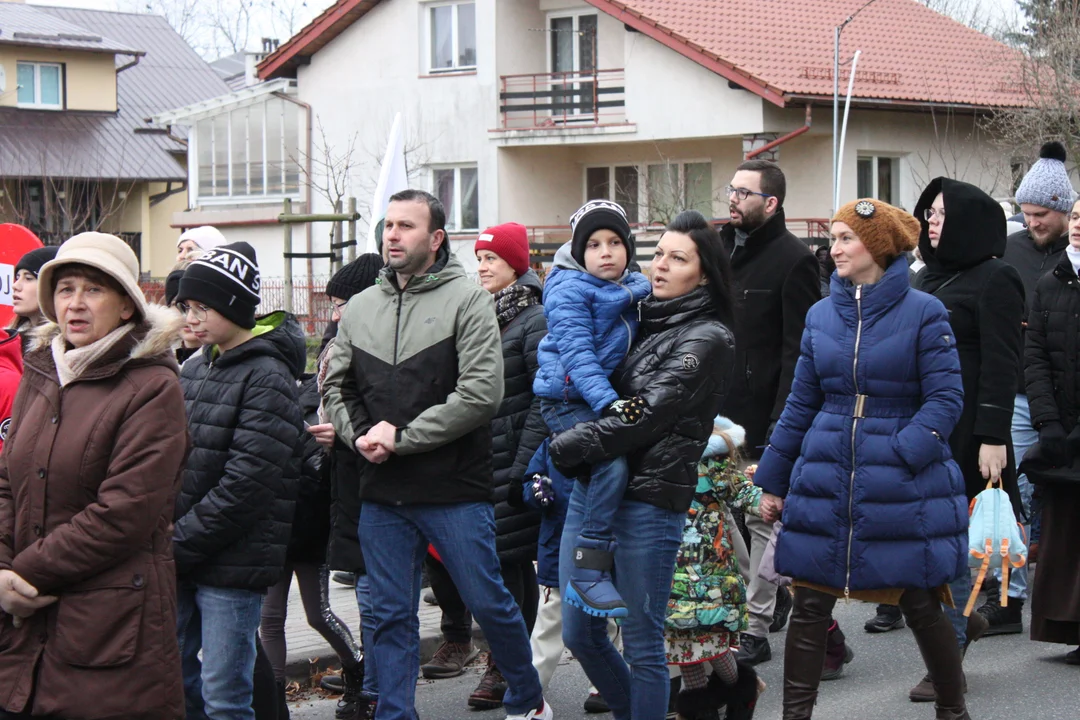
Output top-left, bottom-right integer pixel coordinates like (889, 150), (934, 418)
(899, 589), (970, 720)
(782, 587), (836, 719)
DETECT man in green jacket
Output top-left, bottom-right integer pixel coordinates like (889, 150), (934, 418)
(322, 189), (550, 720)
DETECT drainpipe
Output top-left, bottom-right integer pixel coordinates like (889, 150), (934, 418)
(745, 104), (812, 160)
(274, 91), (314, 283)
(116, 53), (144, 74)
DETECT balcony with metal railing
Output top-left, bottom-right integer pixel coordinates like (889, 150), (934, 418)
(495, 68), (630, 135)
(520, 218), (831, 269)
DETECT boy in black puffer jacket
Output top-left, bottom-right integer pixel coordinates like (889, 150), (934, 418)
(173, 242), (304, 720)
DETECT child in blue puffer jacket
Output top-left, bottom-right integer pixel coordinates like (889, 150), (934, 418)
(533, 199), (651, 617)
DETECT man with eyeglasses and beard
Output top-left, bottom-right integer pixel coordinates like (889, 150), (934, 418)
(718, 159), (821, 667)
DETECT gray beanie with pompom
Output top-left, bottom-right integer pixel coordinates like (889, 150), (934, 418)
(1015, 141), (1077, 214)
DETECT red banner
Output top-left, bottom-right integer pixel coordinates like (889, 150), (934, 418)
(0, 225), (44, 328)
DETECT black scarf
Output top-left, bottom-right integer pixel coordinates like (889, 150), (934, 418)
(494, 282), (540, 329)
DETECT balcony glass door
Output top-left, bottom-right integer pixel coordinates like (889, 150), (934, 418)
(549, 13), (597, 121)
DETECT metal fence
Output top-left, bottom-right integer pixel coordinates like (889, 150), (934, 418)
(141, 275), (334, 336)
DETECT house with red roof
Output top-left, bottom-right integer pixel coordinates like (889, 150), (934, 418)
(178, 0), (1032, 271)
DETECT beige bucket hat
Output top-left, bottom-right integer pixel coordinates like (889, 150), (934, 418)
(37, 232), (148, 322)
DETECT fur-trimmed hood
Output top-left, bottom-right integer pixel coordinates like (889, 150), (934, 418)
(24, 304), (185, 380)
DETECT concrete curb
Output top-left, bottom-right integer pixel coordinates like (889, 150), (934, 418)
(285, 625), (488, 685)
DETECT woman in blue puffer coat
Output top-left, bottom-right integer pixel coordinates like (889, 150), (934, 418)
(753, 199), (970, 720)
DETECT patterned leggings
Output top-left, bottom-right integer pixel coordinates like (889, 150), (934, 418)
(680, 649), (738, 689)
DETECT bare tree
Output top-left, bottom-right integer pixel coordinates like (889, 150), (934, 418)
(123, 0), (326, 59)
(208, 0), (258, 57)
(919, 0), (1021, 41)
(302, 116), (360, 214)
(128, 0), (203, 48)
(982, 4), (1080, 180)
(0, 139), (141, 245)
(263, 0), (308, 44)
(907, 104), (1014, 196)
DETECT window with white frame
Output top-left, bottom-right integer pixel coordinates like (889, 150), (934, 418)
(428, 2), (476, 73)
(645, 161), (713, 222)
(856, 156), (900, 206)
(433, 166), (479, 231)
(586, 165), (640, 223)
(586, 162), (713, 224)
(194, 96), (303, 202)
(16, 62), (63, 109)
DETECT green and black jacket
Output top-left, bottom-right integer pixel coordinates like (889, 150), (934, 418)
(322, 245), (504, 505)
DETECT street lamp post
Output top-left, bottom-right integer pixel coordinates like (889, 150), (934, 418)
(831, 0), (883, 214)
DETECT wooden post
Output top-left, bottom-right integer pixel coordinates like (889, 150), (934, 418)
(283, 198), (294, 313)
(347, 197), (357, 264)
(334, 199), (344, 274)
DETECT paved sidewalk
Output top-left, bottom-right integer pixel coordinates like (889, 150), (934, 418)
(282, 578), (487, 682)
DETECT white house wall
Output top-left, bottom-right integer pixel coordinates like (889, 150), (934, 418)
(296, 0), (501, 276)
(622, 29), (765, 142)
(283, 0), (1019, 279)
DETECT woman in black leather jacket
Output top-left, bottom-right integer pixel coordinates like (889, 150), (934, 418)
(550, 210), (736, 720)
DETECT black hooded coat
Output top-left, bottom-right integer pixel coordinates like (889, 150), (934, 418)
(914, 178), (1025, 514)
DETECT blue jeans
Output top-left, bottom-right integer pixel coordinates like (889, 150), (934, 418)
(541, 399), (629, 541)
(560, 482), (684, 720)
(1002, 393), (1036, 600)
(176, 582), (264, 720)
(944, 570), (972, 648)
(354, 573), (378, 698)
(359, 501), (542, 720)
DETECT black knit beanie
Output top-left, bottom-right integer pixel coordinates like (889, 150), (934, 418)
(569, 200), (634, 267)
(164, 269), (184, 306)
(177, 242), (261, 329)
(14, 246), (59, 277)
(326, 253), (384, 301)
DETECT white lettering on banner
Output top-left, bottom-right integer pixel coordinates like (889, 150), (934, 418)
(0, 263), (13, 307)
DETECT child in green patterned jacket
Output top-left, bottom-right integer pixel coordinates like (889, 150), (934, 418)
(665, 417), (765, 720)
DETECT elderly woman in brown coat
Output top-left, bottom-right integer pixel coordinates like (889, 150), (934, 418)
(0, 233), (188, 720)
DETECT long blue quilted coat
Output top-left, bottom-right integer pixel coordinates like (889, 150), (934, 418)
(753, 256), (969, 592)
(533, 243), (652, 413)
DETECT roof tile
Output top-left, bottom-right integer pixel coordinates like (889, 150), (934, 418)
(592, 0), (1029, 107)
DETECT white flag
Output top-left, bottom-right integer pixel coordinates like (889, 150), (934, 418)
(367, 113), (409, 254)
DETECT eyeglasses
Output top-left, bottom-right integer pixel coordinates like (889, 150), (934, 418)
(923, 207), (945, 221)
(725, 185), (773, 202)
(176, 301), (208, 322)
(331, 299), (349, 310)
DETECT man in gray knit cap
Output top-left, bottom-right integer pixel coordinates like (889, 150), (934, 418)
(995, 140), (1079, 634)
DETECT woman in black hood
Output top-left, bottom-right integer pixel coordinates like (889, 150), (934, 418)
(903, 177), (1025, 697)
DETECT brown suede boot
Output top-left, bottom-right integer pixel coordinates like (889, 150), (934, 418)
(781, 587), (836, 719)
(899, 589), (970, 720)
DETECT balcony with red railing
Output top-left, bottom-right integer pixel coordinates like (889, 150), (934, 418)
(496, 69), (629, 132)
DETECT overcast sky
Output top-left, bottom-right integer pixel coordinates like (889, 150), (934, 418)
(29, 0), (1025, 56)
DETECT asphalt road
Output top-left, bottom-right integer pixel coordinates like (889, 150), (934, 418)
(287, 596), (1077, 719)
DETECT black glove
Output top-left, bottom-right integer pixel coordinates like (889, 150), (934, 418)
(548, 432), (592, 482)
(603, 396), (647, 424)
(765, 421), (778, 446)
(1039, 422), (1069, 465)
(1067, 426), (1080, 459)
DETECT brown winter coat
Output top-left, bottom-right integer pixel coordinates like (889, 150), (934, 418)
(0, 306), (188, 720)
